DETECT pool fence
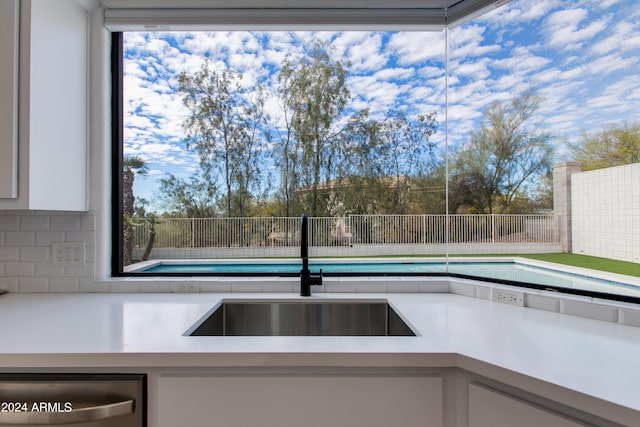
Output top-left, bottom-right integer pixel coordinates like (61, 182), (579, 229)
(132, 214), (561, 260)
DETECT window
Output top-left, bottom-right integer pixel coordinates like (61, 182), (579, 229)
(111, 0), (640, 303)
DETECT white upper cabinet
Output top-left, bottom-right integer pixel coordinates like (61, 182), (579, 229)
(0, 0), (19, 199)
(0, 0), (89, 211)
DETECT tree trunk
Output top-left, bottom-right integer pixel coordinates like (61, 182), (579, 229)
(122, 169), (135, 266)
(141, 226), (156, 261)
(123, 225), (133, 266)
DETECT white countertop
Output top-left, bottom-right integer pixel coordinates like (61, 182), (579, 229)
(1, 292), (640, 419)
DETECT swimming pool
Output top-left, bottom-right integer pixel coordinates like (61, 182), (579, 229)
(135, 259), (640, 299)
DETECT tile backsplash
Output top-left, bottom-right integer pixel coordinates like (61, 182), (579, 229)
(0, 211), (96, 292)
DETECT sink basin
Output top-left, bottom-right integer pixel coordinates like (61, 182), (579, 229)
(187, 299), (415, 336)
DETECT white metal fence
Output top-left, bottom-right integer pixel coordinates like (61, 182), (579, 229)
(133, 214), (558, 251)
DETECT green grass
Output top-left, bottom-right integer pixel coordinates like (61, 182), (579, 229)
(515, 253), (640, 278)
(315, 253), (640, 278)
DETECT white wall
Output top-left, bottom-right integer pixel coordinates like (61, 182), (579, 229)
(571, 163), (640, 263)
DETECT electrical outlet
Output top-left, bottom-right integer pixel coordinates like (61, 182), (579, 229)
(52, 242), (86, 266)
(495, 290), (524, 306)
(172, 282), (199, 293)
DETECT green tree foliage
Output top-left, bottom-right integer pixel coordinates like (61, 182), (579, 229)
(450, 90), (554, 214)
(278, 40), (350, 216)
(570, 122), (640, 171)
(178, 62), (266, 218)
(157, 173), (217, 218)
(330, 109), (385, 214)
(329, 109), (439, 215)
(377, 110), (438, 214)
(408, 164), (448, 214)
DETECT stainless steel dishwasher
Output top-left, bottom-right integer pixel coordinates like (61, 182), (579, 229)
(0, 373), (145, 426)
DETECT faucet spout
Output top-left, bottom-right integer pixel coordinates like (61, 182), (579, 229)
(300, 214), (322, 296)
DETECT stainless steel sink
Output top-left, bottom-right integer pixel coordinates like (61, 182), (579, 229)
(187, 299), (415, 336)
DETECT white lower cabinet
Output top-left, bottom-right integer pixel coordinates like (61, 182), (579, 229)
(468, 383), (587, 427)
(157, 374), (444, 427)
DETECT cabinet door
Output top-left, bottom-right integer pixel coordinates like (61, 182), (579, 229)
(0, 0), (19, 199)
(157, 374), (443, 427)
(469, 383), (588, 427)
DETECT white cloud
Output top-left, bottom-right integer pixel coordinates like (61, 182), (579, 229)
(451, 58), (492, 80)
(387, 32), (444, 65)
(344, 33), (388, 72)
(492, 46), (551, 74)
(448, 24), (501, 60)
(481, 0), (562, 26)
(591, 20), (640, 55)
(372, 67), (415, 81)
(543, 8), (610, 51)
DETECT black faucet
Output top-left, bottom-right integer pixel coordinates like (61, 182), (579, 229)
(300, 214), (322, 296)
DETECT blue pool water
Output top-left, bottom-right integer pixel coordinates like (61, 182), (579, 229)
(138, 260), (640, 298)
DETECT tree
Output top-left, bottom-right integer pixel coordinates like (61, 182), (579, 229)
(570, 121), (640, 171)
(329, 109), (385, 214)
(278, 40), (350, 216)
(272, 63), (303, 218)
(156, 173), (217, 218)
(178, 62), (266, 219)
(451, 90), (553, 214)
(233, 84), (267, 218)
(377, 110), (438, 214)
(122, 155), (148, 266)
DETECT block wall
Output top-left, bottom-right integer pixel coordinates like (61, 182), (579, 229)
(571, 163), (640, 263)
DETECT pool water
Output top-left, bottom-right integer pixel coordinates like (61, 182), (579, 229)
(138, 260), (640, 299)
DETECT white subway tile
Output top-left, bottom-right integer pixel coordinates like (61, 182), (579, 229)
(78, 278), (106, 293)
(80, 215), (95, 231)
(5, 262), (35, 277)
(18, 277), (49, 292)
(139, 281), (172, 293)
(418, 280), (449, 293)
(35, 262), (65, 277)
(20, 216), (50, 231)
(526, 294), (560, 312)
(0, 247), (19, 261)
(109, 281), (142, 293)
(263, 282), (297, 293)
(20, 247), (50, 262)
(49, 278), (80, 293)
(356, 281), (389, 292)
(449, 281), (476, 297)
(64, 263), (95, 278)
(35, 231), (66, 246)
(560, 299), (619, 323)
(0, 278), (18, 292)
(0, 215), (20, 231)
(5, 231), (35, 246)
(50, 215), (80, 231)
(65, 231), (94, 243)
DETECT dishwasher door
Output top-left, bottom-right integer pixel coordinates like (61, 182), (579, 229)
(0, 374), (145, 427)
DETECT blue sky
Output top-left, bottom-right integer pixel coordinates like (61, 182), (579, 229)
(123, 0), (640, 211)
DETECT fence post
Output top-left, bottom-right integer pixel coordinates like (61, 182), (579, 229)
(491, 214), (495, 244)
(191, 218), (195, 248)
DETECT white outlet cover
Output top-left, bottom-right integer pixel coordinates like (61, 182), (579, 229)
(493, 288), (525, 306)
(52, 242), (86, 266)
